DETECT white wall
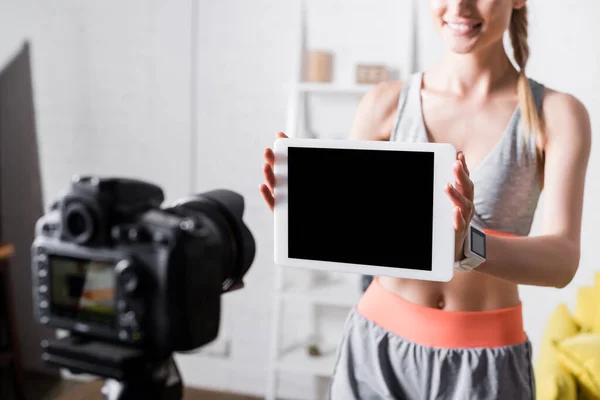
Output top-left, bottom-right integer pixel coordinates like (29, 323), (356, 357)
(0, 0), (193, 374)
(1, 0), (193, 208)
(1, 0), (599, 398)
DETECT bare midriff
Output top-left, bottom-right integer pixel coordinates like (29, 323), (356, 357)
(378, 271), (521, 312)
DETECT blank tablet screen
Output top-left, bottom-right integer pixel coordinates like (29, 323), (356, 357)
(288, 147), (435, 271)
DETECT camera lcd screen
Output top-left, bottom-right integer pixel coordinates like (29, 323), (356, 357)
(49, 255), (116, 327)
(288, 147), (435, 271)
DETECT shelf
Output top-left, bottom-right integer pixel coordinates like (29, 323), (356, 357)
(290, 82), (376, 94)
(276, 344), (338, 376)
(279, 278), (362, 308)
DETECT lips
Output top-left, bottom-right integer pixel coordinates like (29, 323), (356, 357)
(444, 20), (483, 36)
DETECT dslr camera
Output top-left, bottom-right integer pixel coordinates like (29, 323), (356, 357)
(31, 176), (255, 399)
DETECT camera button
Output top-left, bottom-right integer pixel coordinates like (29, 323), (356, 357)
(39, 285), (48, 293)
(111, 226), (123, 241)
(40, 300), (49, 309)
(124, 275), (138, 294)
(119, 311), (136, 327)
(128, 228), (140, 241)
(117, 300), (127, 311)
(39, 269), (48, 278)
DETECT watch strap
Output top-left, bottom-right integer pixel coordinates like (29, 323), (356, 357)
(453, 256), (483, 272)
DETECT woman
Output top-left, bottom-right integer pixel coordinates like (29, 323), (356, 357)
(260, 0), (591, 398)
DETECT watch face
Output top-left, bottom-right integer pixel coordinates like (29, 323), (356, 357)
(470, 227), (486, 258)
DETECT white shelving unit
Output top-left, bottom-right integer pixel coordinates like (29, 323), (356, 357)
(279, 278), (362, 308)
(266, 1), (418, 398)
(276, 343), (340, 377)
(290, 82), (376, 94)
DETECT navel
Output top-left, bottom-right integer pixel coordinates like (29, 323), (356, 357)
(436, 296), (445, 310)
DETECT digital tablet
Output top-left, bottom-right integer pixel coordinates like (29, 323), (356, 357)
(273, 138), (457, 282)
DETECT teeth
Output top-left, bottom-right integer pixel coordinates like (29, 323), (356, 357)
(447, 23), (473, 31)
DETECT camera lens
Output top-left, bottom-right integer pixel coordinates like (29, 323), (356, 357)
(63, 203), (95, 244)
(206, 190), (255, 292)
(171, 189), (255, 293)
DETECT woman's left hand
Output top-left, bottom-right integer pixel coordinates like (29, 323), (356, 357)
(444, 151), (475, 262)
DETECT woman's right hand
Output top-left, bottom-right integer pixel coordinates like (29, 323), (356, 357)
(260, 132), (288, 212)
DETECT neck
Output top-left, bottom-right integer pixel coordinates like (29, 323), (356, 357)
(433, 40), (518, 98)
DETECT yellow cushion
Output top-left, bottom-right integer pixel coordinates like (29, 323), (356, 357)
(537, 304), (580, 366)
(553, 333), (600, 398)
(594, 273), (600, 333)
(534, 364), (578, 400)
(534, 303), (579, 400)
(574, 286), (598, 332)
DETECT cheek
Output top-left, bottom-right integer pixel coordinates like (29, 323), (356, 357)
(481, 2), (513, 36)
(429, 0), (446, 24)
(429, 0), (446, 11)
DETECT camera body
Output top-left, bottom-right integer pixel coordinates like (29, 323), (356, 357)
(32, 176), (255, 359)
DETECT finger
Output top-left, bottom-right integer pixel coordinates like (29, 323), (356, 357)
(453, 206), (467, 231)
(264, 148), (275, 167)
(263, 163), (275, 192)
(453, 160), (473, 197)
(259, 184), (275, 212)
(457, 151), (470, 176)
(266, 132), (287, 166)
(445, 183), (473, 218)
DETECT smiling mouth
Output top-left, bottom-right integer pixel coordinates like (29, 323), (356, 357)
(444, 21), (483, 36)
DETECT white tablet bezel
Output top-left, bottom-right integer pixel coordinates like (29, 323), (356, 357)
(273, 137), (457, 282)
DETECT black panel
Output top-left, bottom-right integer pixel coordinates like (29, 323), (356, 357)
(0, 42), (55, 372)
(288, 147), (435, 271)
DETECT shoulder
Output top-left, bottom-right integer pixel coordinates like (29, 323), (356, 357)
(540, 85), (591, 151)
(541, 86), (590, 129)
(349, 80), (404, 141)
(362, 80), (405, 109)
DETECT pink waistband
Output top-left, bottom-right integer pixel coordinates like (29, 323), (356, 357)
(357, 278), (527, 349)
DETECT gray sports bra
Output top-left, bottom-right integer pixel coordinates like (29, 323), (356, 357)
(390, 72), (545, 236)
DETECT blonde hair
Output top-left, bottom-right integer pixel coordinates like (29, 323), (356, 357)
(510, 6), (545, 187)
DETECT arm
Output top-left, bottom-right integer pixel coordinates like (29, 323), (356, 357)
(349, 81), (403, 141)
(474, 91), (592, 288)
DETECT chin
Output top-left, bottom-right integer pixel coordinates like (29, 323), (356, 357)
(441, 35), (482, 54)
(445, 43), (478, 54)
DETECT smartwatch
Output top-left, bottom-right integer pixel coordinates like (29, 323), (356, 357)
(454, 224), (487, 272)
